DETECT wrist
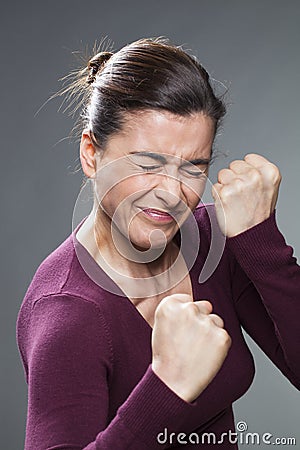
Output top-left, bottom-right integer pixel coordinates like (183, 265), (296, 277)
(151, 362), (195, 403)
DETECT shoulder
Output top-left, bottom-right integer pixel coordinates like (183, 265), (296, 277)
(17, 232), (115, 381)
(20, 292), (114, 385)
(30, 292), (111, 348)
(17, 228), (115, 368)
(20, 222), (108, 309)
(22, 232), (76, 305)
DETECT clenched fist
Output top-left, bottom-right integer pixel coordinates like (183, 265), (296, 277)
(151, 294), (231, 403)
(212, 153), (282, 237)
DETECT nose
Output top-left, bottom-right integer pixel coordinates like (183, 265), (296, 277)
(154, 173), (184, 210)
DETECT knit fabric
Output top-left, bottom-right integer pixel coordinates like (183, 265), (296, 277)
(16, 204), (300, 449)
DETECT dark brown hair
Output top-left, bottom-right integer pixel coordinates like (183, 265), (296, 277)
(58, 37), (226, 151)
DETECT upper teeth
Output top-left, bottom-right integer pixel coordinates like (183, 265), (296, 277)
(150, 210), (168, 215)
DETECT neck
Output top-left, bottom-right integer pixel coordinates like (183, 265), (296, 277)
(80, 204), (179, 279)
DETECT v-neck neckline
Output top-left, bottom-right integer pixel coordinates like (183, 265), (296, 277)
(72, 216), (200, 332)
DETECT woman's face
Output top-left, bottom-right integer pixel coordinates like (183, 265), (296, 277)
(90, 110), (215, 250)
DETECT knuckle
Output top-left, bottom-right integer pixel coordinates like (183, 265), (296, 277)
(217, 328), (232, 346)
(182, 301), (198, 316)
(155, 296), (175, 317)
(229, 160), (243, 170)
(162, 297), (178, 314)
(194, 300), (213, 314)
(187, 302), (212, 322)
(219, 185), (232, 202)
(218, 168), (231, 181)
(248, 168), (262, 185)
(190, 302), (201, 313)
(218, 168), (229, 176)
(232, 178), (244, 192)
(209, 313), (224, 328)
(267, 163), (282, 183)
(244, 152), (257, 160)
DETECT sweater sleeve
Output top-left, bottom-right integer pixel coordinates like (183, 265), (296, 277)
(24, 293), (198, 450)
(225, 210), (300, 390)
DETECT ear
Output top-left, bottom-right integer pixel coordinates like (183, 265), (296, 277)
(80, 129), (96, 178)
(80, 129), (105, 178)
(79, 130), (99, 178)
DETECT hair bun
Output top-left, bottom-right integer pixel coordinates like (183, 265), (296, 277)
(87, 51), (113, 84)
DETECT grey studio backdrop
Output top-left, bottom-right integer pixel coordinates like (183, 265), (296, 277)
(1, 1), (299, 448)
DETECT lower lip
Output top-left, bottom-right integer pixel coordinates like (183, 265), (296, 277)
(140, 208), (175, 223)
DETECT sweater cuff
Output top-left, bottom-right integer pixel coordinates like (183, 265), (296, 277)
(225, 210), (294, 280)
(117, 363), (198, 447)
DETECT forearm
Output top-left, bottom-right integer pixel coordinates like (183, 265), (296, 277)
(227, 211), (300, 380)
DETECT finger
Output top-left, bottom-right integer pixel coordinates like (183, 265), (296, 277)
(244, 153), (271, 168)
(212, 182), (223, 204)
(208, 313), (224, 328)
(229, 160), (255, 175)
(244, 154), (281, 185)
(217, 168), (236, 184)
(193, 300), (213, 315)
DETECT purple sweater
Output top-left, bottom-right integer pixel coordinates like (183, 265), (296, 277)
(16, 205), (300, 449)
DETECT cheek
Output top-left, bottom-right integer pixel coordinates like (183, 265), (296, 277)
(100, 176), (153, 214)
(125, 175), (154, 192)
(114, 176), (153, 201)
(182, 180), (207, 209)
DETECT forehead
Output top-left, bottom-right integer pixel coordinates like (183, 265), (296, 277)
(107, 110), (215, 160)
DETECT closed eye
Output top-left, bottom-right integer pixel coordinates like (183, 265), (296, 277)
(137, 164), (162, 172)
(137, 164), (207, 177)
(180, 166), (207, 177)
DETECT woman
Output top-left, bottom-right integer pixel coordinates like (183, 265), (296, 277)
(16, 37), (300, 449)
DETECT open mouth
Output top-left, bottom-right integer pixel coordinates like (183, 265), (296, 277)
(140, 208), (175, 223)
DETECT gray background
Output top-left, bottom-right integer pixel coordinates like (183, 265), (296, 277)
(1, 1), (299, 448)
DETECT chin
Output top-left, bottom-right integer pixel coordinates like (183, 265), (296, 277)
(129, 227), (176, 252)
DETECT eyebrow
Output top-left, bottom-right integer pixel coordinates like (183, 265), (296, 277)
(128, 151), (211, 166)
